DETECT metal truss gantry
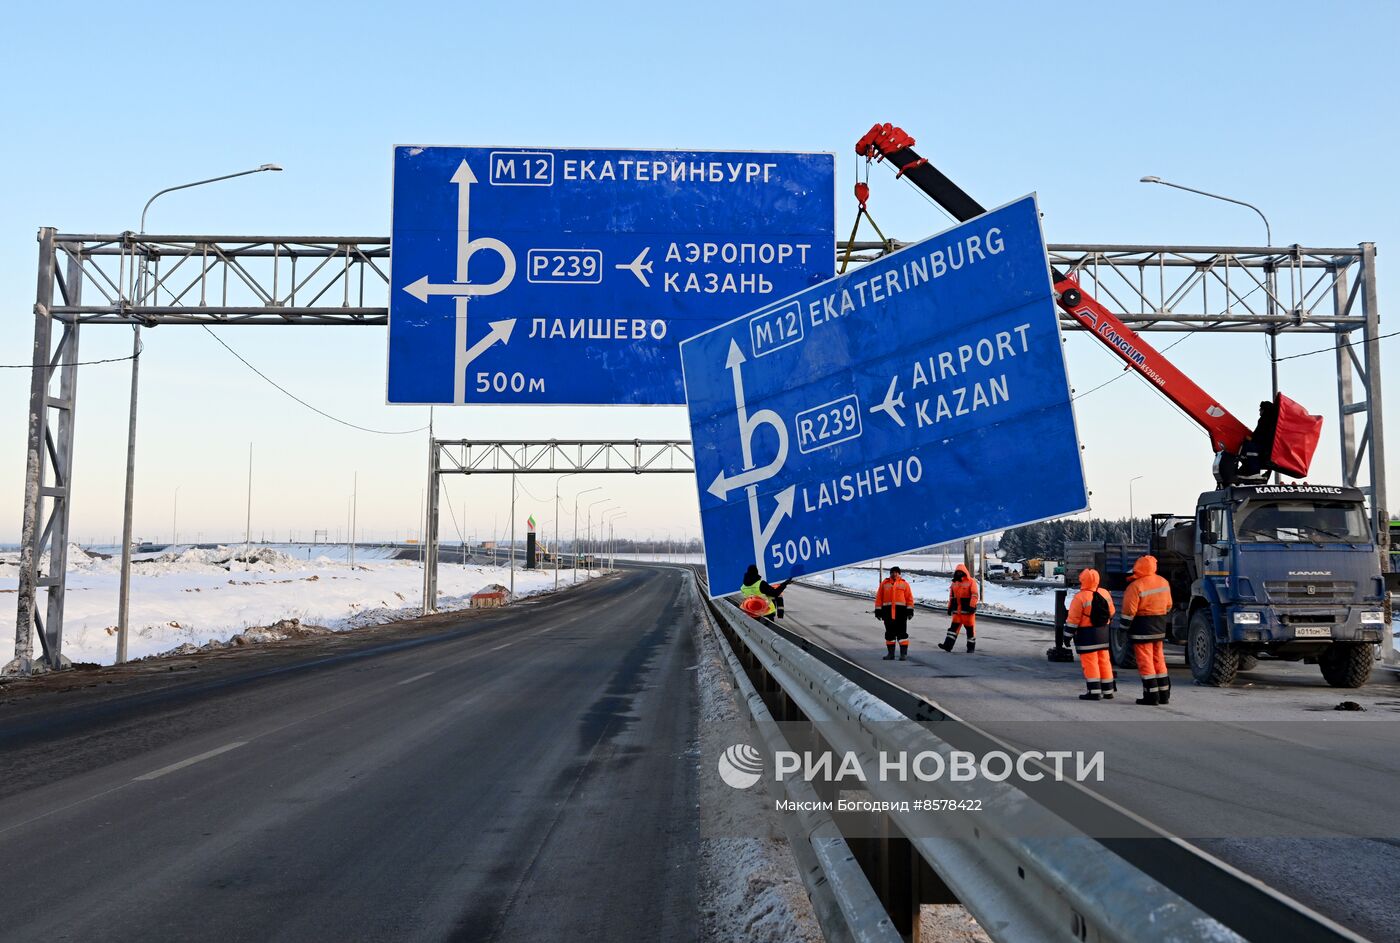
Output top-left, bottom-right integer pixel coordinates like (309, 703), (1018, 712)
(10, 231), (1386, 673)
(423, 439), (695, 610)
(1049, 243), (1388, 543)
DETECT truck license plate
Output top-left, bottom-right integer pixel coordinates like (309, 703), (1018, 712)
(1293, 626), (1333, 639)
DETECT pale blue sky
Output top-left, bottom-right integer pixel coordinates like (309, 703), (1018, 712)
(1, 0), (1397, 545)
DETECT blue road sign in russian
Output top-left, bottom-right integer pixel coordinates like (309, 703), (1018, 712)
(388, 147), (835, 404)
(681, 195), (1087, 596)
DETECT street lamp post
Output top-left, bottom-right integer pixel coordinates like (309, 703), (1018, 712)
(573, 487), (600, 584)
(555, 473), (578, 591)
(1139, 175), (1279, 398)
(603, 509), (626, 571)
(587, 498), (611, 576)
(1128, 475), (1144, 542)
(1138, 176), (1272, 247)
(603, 511), (627, 571)
(138, 165), (283, 234)
(172, 486), (180, 549)
(115, 163), (282, 665)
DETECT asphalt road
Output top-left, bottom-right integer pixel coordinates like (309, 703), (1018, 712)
(782, 582), (1400, 942)
(0, 568), (699, 943)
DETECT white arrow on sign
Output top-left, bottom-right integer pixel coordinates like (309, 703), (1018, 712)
(451, 159), (476, 282)
(708, 459), (787, 501)
(709, 337), (790, 500)
(747, 484), (796, 565)
(727, 340), (752, 467)
(403, 160), (518, 302)
(459, 318), (516, 369)
(396, 159), (520, 402)
(404, 262), (515, 302)
(615, 247), (654, 287)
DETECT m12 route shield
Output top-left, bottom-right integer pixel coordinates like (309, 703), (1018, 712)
(388, 146), (835, 405)
(681, 195), (1087, 596)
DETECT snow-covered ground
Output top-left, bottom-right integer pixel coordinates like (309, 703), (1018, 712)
(612, 552), (705, 564)
(0, 543), (598, 666)
(804, 566), (1058, 618)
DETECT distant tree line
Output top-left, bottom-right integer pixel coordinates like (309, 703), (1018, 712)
(997, 518), (1153, 560)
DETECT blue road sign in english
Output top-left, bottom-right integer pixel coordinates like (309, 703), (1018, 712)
(681, 195), (1087, 596)
(389, 146), (835, 404)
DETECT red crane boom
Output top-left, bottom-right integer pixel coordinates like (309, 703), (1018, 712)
(855, 122), (1321, 485)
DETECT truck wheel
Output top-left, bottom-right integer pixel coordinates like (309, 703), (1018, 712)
(1188, 609), (1238, 686)
(1319, 644), (1374, 688)
(1238, 654), (1260, 672)
(1110, 623), (1135, 669)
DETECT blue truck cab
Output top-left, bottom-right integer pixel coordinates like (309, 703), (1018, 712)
(1066, 484), (1385, 687)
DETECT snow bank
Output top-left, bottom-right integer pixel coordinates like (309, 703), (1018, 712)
(0, 546), (600, 665)
(804, 566), (1057, 618)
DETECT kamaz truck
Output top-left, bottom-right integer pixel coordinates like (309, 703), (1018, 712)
(1065, 484), (1385, 687)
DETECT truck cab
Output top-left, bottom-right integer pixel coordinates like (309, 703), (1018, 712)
(1181, 484), (1385, 686)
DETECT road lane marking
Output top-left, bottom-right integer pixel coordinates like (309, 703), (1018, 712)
(3, 613), (579, 834)
(133, 741), (248, 781)
(397, 671), (436, 685)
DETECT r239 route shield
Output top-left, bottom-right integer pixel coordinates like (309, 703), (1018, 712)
(680, 195), (1088, 597)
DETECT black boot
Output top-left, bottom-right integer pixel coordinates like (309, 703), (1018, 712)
(1102, 678), (1116, 700)
(1079, 681), (1102, 701)
(1158, 676), (1171, 705)
(1135, 682), (1159, 706)
(883, 646), (896, 660)
(898, 645), (908, 661)
(938, 637), (955, 652)
(966, 639), (976, 654)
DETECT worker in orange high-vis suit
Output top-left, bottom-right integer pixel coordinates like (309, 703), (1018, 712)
(874, 566), (916, 660)
(939, 564), (979, 653)
(1066, 568), (1116, 700)
(1120, 555), (1173, 706)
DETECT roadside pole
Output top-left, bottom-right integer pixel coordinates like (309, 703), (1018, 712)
(555, 472), (577, 592)
(345, 470), (352, 565)
(114, 325), (140, 665)
(244, 443), (253, 564)
(509, 474), (516, 598)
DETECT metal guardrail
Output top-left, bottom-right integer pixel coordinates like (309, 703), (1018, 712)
(689, 567), (1369, 943)
(690, 576), (900, 943)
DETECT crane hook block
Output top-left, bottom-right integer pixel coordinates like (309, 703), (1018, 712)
(854, 181), (870, 210)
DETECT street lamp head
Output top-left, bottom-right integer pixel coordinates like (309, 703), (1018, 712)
(1139, 176), (1161, 184)
(258, 164), (284, 172)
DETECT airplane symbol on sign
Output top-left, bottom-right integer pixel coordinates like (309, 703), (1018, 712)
(869, 375), (906, 427)
(615, 247), (654, 287)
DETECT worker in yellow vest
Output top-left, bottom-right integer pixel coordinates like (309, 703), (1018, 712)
(740, 564), (789, 619)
